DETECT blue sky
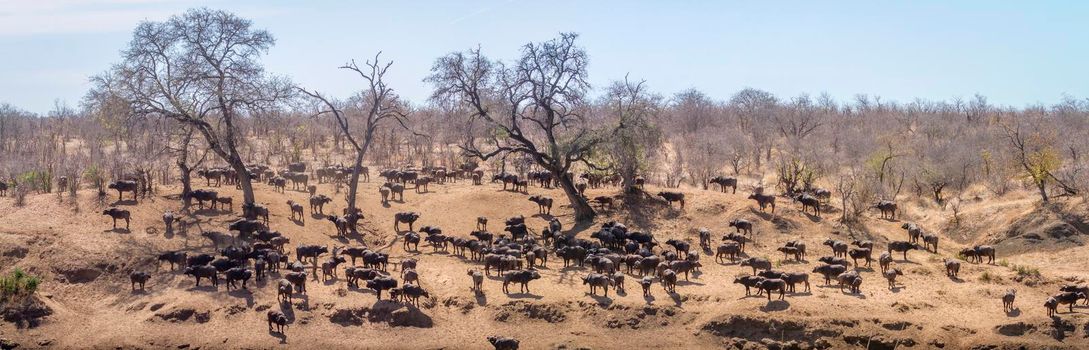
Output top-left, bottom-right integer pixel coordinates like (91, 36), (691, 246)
(0, 0), (1085, 114)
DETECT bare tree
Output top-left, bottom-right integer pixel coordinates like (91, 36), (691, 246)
(775, 154), (822, 195)
(603, 75), (662, 192)
(1000, 119), (1074, 202)
(92, 8), (290, 206)
(428, 33), (604, 221)
(170, 124), (208, 210)
(667, 89), (720, 135)
(837, 166), (878, 223)
(682, 132), (727, 189)
(723, 127), (752, 175)
(660, 142), (686, 188)
(775, 93), (824, 145)
(298, 52), (413, 215)
(1058, 144), (1087, 200)
(948, 196), (964, 227)
(729, 88), (777, 166)
(835, 168), (858, 223)
(911, 136), (977, 205)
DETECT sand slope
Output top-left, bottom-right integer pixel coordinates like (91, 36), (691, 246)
(1, 179), (1087, 349)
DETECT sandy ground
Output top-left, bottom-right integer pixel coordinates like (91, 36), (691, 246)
(1, 176), (1088, 349)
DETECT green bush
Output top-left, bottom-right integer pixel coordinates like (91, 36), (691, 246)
(82, 165), (105, 188)
(0, 268), (41, 301)
(17, 169), (53, 194)
(1013, 265), (1040, 278)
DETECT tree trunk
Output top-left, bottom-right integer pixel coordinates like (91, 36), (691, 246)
(346, 151), (365, 212)
(840, 195), (849, 222)
(620, 166), (638, 194)
(1037, 181), (1049, 202)
(227, 154), (255, 205)
(556, 171), (595, 222)
(177, 159), (193, 210)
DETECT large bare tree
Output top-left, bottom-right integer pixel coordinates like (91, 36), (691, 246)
(428, 33), (604, 221)
(92, 8), (290, 206)
(298, 52), (412, 216)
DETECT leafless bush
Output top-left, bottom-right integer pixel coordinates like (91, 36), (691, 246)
(661, 143), (685, 188)
(13, 185), (28, 207)
(836, 166), (880, 223)
(681, 133), (727, 189)
(949, 196), (964, 227)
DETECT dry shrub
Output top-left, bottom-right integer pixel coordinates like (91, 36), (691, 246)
(12, 185), (28, 207)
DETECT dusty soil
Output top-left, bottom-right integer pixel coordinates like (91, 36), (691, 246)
(1, 177), (1088, 349)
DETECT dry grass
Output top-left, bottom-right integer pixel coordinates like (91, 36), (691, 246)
(0, 179), (1086, 348)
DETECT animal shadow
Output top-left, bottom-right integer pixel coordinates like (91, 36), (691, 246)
(268, 330), (287, 343)
(750, 209), (775, 220)
(668, 292), (683, 306)
(588, 294), (613, 305)
(227, 288), (256, 306)
(112, 199), (138, 206)
(191, 208), (220, 215)
(506, 293), (543, 300)
(164, 228), (179, 239)
(759, 300), (790, 312)
(738, 293), (763, 300)
(842, 292), (866, 299)
(188, 285), (218, 292)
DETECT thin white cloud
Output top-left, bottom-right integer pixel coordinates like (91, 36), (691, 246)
(0, 0), (182, 14)
(0, 0), (212, 36)
(0, 8), (177, 36)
